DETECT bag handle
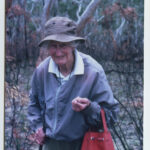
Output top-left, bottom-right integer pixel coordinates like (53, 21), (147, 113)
(101, 108), (108, 132)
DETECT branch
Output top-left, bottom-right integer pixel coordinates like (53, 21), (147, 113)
(76, 0), (101, 34)
(114, 18), (126, 40)
(76, 2), (82, 20)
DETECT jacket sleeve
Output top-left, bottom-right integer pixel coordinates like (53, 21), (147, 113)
(82, 67), (119, 128)
(28, 70), (43, 132)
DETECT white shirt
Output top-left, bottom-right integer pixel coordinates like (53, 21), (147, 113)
(48, 50), (84, 84)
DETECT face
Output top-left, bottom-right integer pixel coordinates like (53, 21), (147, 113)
(48, 41), (74, 66)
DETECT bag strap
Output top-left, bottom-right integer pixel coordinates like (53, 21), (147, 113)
(101, 108), (108, 132)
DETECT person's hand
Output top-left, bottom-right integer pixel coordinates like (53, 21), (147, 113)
(34, 128), (45, 145)
(72, 97), (91, 112)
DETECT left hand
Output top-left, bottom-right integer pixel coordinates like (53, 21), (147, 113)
(34, 128), (45, 145)
(72, 97), (91, 112)
(28, 128), (45, 145)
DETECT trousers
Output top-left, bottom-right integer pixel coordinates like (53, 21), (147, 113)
(42, 138), (83, 150)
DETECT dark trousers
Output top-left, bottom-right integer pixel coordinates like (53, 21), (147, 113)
(42, 138), (83, 150)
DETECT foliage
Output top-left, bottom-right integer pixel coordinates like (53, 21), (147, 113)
(5, 81), (36, 150)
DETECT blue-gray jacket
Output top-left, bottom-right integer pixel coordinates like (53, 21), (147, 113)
(28, 52), (119, 141)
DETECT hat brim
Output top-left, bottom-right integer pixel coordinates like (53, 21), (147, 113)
(39, 34), (85, 47)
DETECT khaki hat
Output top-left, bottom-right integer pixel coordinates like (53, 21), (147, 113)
(39, 16), (85, 47)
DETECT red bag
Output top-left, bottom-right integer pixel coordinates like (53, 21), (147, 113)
(81, 109), (115, 150)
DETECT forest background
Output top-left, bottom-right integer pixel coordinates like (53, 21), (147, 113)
(4, 0), (144, 150)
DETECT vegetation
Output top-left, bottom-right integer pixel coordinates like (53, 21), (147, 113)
(5, 0), (143, 149)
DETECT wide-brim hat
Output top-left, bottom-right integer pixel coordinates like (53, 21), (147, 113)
(39, 17), (85, 47)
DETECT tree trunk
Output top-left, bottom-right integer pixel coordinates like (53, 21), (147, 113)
(76, 0), (101, 34)
(41, 0), (55, 33)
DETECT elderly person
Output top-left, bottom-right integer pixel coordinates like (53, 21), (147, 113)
(28, 16), (119, 150)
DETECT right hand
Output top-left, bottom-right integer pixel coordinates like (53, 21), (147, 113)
(72, 97), (91, 112)
(34, 128), (45, 145)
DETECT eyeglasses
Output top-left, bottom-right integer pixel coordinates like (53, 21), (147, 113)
(48, 42), (73, 49)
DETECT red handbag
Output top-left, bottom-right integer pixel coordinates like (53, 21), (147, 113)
(81, 109), (115, 150)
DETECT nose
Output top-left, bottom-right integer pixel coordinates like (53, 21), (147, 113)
(55, 49), (63, 56)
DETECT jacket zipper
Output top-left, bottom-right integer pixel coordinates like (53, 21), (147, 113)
(53, 85), (61, 133)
